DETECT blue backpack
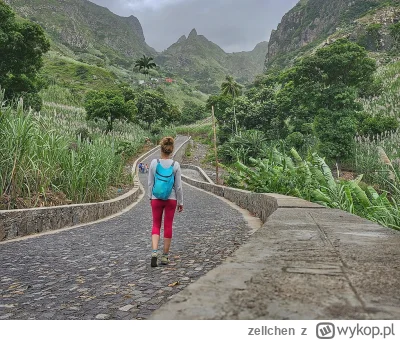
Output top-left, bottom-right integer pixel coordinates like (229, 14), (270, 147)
(152, 159), (175, 200)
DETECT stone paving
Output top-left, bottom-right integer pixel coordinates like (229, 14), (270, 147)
(0, 137), (251, 320)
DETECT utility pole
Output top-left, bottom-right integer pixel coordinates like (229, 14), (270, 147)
(212, 105), (219, 184)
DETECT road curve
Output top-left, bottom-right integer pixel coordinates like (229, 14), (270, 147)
(0, 136), (251, 320)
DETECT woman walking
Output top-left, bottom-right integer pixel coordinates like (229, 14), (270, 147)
(148, 137), (183, 267)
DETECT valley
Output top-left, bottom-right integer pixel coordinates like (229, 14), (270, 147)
(1, 0), (400, 230)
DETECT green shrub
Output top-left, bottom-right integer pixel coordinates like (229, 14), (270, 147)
(285, 132), (305, 150)
(20, 92), (43, 112)
(76, 65), (89, 79)
(226, 148), (400, 230)
(359, 115), (399, 136)
(116, 140), (139, 158)
(218, 130), (268, 165)
(389, 22), (400, 50)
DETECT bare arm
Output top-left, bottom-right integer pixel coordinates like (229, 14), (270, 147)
(174, 163), (183, 206)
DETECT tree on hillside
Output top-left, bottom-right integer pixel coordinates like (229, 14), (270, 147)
(293, 38), (376, 91)
(245, 83), (287, 140)
(119, 85), (136, 102)
(0, 2), (50, 111)
(135, 90), (179, 130)
(287, 39), (377, 165)
(313, 86), (361, 162)
(215, 74), (286, 141)
(179, 101), (207, 125)
(206, 94), (234, 143)
(134, 55), (157, 77)
(221, 75), (243, 135)
(84, 90), (136, 132)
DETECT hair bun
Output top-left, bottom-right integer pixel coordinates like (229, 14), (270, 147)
(160, 136), (175, 155)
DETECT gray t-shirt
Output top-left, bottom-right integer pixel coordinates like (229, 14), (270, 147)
(147, 158), (183, 205)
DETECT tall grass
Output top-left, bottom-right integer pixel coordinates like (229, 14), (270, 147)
(176, 120), (214, 142)
(40, 85), (82, 107)
(360, 60), (400, 117)
(354, 130), (400, 191)
(0, 90), (149, 209)
(40, 86), (176, 149)
(40, 102), (148, 153)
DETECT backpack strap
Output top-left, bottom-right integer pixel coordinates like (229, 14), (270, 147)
(157, 159), (160, 164)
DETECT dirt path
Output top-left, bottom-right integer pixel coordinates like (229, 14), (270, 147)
(181, 140), (227, 184)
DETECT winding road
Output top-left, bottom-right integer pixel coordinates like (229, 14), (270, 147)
(0, 136), (251, 320)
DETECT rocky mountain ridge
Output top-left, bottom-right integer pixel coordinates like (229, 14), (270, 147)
(4, 0), (155, 66)
(157, 28), (268, 93)
(266, 0), (400, 69)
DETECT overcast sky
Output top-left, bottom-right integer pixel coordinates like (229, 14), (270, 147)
(88, 0), (299, 53)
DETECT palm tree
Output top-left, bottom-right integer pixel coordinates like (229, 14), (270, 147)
(221, 75), (242, 135)
(134, 55), (157, 77)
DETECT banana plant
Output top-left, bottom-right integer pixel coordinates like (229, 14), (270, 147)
(225, 147), (400, 230)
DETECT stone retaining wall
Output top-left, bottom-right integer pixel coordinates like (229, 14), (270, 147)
(0, 145), (160, 242)
(181, 175), (324, 223)
(0, 136), (191, 242)
(172, 137), (191, 163)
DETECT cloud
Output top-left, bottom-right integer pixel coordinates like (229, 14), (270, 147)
(89, 0), (299, 52)
(90, 0), (191, 12)
(125, 0), (191, 11)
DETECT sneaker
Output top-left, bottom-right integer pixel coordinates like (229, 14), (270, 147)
(151, 253), (158, 267)
(160, 254), (169, 265)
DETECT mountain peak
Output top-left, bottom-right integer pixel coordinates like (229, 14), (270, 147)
(188, 28), (198, 38)
(253, 41), (269, 51)
(177, 35), (187, 43)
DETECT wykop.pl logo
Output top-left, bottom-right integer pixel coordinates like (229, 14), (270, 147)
(316, 323), (335, 339)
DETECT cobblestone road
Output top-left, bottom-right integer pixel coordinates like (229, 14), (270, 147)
(0, 137), (250, 320)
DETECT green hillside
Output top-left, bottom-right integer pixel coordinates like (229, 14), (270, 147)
(4, 0), (155, 66)
(228, 41), (269, 84)
(5, 0), (270, 103)
(157, 29), (268, 93)
(3, 0), (211, 107)
(266, 0), (400, 70)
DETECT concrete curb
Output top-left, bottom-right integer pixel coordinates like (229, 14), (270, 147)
(181, 164), (214, 184)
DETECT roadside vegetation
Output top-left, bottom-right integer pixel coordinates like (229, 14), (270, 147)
(0, 90), (145, 209)
(211, 39), (400, 231)
(2, 0), (400, 232)
(0, 1), (179, 209)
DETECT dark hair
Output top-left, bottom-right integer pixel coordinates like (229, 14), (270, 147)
(160, 136), (174, 155)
